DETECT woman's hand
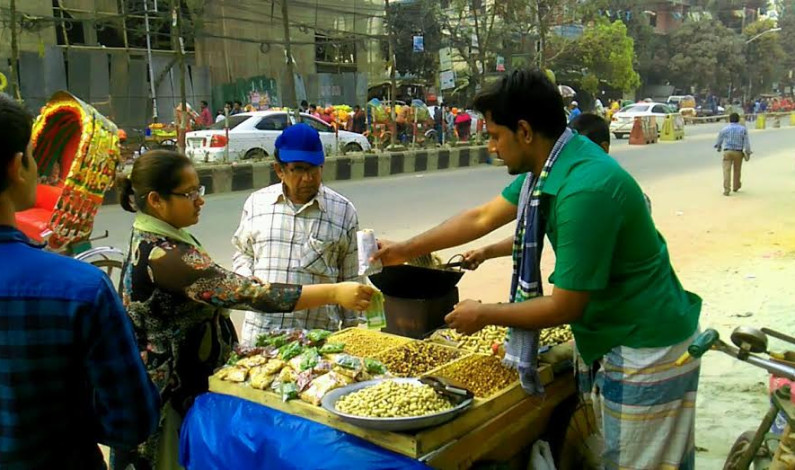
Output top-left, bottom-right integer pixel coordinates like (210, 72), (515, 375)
(461, 248), (488, 270)
(333, 282), (375, 311)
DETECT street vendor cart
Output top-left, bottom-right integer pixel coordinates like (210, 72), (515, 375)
(179, 326), (581, 469)
(14, 91), (126, 283)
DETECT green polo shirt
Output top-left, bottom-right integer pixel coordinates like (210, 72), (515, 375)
(502, 135), (700, 363)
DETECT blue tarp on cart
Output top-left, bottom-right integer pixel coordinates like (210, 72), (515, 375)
(180, 392), (431, 470)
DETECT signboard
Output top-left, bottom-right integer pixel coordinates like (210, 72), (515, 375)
(496, 56), (505, 72)
(413, 36), (424, 52)
(440, 70), (456, 90)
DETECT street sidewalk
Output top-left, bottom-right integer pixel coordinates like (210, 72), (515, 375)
(456, 133), (795, 467)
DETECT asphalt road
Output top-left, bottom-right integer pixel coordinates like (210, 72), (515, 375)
(95, 122), (792, 266)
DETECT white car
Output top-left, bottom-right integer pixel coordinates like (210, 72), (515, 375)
(185, 111), (371, 163)
(609, 102), (678, 139)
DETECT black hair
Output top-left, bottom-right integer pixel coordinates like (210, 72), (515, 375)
(273, 148), (283, 165)
(0, 95), (34, 193)
(729, 113), (740, 123)
(225, 101), (233, 107)
(117, 150), (193, 213)
(301, 100), (309, 107)
(569, 113), (610, 147)
(354, 105), (361, 110)
(201, 100), (208, 107)
(472, 69), (566, 140)
(309, 104), (317, 110)
(234, 100), (243, 107)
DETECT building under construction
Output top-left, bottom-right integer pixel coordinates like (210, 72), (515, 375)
(0, 0), (386, 127)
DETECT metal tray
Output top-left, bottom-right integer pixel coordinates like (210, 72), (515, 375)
(321, 378), (474, 432)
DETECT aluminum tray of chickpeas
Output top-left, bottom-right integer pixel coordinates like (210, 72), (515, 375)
(321, 378), (474, 431)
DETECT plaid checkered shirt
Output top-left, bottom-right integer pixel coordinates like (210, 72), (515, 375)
(0, 226), (159, 469)
(715, 122), (752, 154)
(232, 183), (361, 344)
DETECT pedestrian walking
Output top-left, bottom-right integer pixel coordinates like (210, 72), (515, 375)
(715, 113), (752, 196)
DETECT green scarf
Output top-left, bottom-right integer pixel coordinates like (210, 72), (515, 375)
(133, 213), (208, 255)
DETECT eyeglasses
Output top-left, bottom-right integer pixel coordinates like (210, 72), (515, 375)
(283, 165), (321, 177)
(171, 185), (205, 201)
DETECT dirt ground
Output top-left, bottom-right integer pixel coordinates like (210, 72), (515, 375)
(455, 139), (795, 468)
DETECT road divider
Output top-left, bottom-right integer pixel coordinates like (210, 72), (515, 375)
(104, 146), (494, 205)
(630, 116), (659, 145)
(660, 114), (685, 142)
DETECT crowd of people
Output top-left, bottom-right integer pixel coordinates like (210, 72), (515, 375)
(1, 69), (705, 470)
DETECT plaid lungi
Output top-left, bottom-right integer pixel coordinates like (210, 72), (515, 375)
(575, 330), (701, 470)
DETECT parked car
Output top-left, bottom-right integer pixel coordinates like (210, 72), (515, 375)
(610, 102), (679, 139)
(185, 111), (371, 163)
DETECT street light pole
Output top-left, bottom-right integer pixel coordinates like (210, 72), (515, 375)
(745, 28), (782, 101)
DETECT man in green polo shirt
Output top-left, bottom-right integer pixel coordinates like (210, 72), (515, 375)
(374, 69), (701, 469)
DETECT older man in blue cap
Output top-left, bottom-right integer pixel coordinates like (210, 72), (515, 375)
(232, 123), (361, 342)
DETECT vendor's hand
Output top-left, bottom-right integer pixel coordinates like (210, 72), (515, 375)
(445, 299), (487, 335)
(744, 152), (752, 161)
(371, 239), (410, 266)
(333, 282), (375, 311)
(461, 248), (488, 271)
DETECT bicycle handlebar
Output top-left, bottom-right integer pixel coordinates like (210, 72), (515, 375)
(677, 328), (795, 381)
(687, 329), (720, 358)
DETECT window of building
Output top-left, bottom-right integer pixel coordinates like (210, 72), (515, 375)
(315, 33), (357, 71)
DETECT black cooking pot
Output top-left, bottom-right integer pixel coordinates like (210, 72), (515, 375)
(368, 264), (464, 299)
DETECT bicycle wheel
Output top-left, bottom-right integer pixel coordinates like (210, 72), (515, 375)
(74, 247), (126, 293)
(723, 430), (772, 470)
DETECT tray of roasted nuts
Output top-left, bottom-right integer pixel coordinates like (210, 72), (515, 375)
(374, 341), (465, 377)
(429, 354), (519, 399)
(321, 378), (474, 431)
(329, 327), (412, 358)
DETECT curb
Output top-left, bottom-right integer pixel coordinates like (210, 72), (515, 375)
(105, 146), (493, 205)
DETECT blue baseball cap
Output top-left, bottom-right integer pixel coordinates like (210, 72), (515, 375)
(275, 123), (325, 166)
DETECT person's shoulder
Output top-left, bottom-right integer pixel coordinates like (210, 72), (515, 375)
(249, 184), (282, 202)
(320, 186), (358, 213)
(5, 246), (109, 302)
(561, 138), (631, 191)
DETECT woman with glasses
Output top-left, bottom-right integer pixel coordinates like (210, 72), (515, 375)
(114, 150), (374, 469)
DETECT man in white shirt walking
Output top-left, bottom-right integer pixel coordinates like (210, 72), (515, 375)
(232, 123), (361, 344)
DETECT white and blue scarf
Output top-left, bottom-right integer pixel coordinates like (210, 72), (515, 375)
(503, 128), (574, 394)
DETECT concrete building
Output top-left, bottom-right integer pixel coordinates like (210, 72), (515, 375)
(0, 0), (385, 125)
(197, 0), (386, 108)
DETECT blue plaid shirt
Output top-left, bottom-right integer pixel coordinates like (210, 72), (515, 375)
(715, 122), (752, 154)
(0, 226), (159, 469)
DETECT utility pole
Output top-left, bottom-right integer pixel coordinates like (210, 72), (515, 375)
(144, 0), (159, 122)
(385, 0), (397, 147)
(9, 0), (22, 102)
(172, 0), (188, 153)
(281, 0), (298, 109)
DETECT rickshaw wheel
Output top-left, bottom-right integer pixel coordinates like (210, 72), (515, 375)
(89, 259), (124, 293)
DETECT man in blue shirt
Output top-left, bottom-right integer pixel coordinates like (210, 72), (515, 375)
(567, 100), (581, 123)
(0, 95), (159, 469)
(715, 112), (752, 196)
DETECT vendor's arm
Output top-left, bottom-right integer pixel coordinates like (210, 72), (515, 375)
(448, 190), (622, 334)
(231, 196), (256, 277)
(462, 236), (514, 270)
(148, 242), (373, 313)
(374, 194), (517, 266)
(446, 288), (589, 334)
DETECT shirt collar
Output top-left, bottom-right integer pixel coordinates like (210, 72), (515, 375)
(0, 225), (46, 248)
(266, 184), (327, 213)
(541, 134), (595, 196)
